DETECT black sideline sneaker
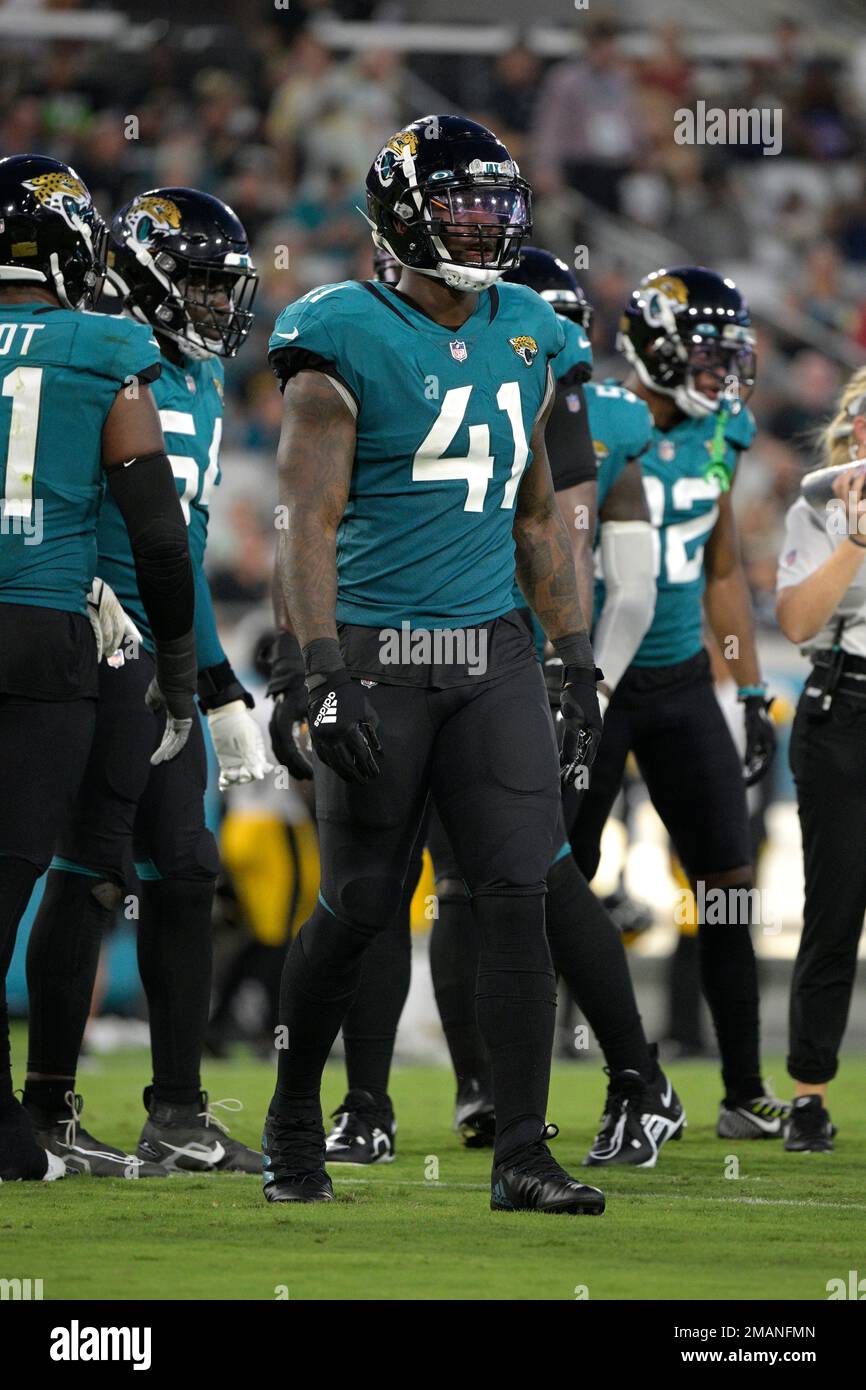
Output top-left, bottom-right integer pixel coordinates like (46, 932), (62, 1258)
(27, 1091), (166, 1178)
(137, 1088), (261, 1172)
(717, 1092), (790, 1140)
(583, 1054), (685, 1168)
(784, 1095), (835, 1153)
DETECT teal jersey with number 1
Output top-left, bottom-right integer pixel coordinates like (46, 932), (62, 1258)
(96, 350), (226, 665)
(0, 304), (160, 615)
(269, 279), (565, 629)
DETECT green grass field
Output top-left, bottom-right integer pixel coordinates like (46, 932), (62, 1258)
(4, 1027), (863, 1301)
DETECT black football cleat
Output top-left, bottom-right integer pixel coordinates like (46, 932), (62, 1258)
(455, 1077), (496, 1148)
(262, 1106), (334, 1203)
(784, 1095), (836, 1153)
(26, 1091), (167, 1178)
(583, 1052), (685, 1168)
(325, 1089), (395, 1165)
(491, 1124), (605, 1215)
(137, 1087), (261, 1172)
(0, 1097), (67, 1182)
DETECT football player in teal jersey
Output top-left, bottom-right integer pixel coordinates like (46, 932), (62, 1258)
(262, 117), (607, 1214)
(572, 267), (788, 1142)
(21, 188), (267, 1176)
(300, 251), (674, 1170)
(0, 155), (198, 1181)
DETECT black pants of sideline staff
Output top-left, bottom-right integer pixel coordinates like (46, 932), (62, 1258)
(789, 687), (866, 1083)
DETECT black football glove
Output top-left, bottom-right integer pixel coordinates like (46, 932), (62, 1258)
(559, 664), (604, 789)
(307, 668), (382, 785)
(742, 693), (776, 787)
(265, 634), (314, 781)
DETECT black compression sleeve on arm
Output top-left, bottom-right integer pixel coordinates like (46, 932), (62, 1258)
(104, 451), (194, 641)
(546, 380), (597, 493)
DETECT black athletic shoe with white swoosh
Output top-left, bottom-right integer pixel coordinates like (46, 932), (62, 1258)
(137, 1087), (261, 1172)
(26, 1091), (167, 1178)
(325, 1089), (395, 1165)
(491, 1124), (605, 1215)
(582, 1055), (685, 1168)
(262, 1106), (334, 1203)
(716, 1092), (790, 1139)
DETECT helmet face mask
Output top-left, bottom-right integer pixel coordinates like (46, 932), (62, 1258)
(108, 188), (257, 359)
(366, 116), (532, 293)
(0, 154), (107, 310)
(619, 268), (756, 418)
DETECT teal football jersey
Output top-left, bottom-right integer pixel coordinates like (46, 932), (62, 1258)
(0, 305), (160, 615)
(629, 399), (756, 667)
(269, 280), (565, 628)
(96, 351), (226, 663)
(586, 380), (653, 512)
(553, 315), (593, 384)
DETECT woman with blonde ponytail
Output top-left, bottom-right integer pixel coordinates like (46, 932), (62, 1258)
(775, 365), (866, 1153)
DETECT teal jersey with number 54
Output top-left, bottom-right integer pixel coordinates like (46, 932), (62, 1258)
(630, 399), (756, 667)
(95, 350), (225, 661)
(0, 304), (160, 616)
(269, 279), (565, 629)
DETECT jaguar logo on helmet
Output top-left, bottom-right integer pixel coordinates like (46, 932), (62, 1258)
(23, 171), (91, 230)
(509, 335), (538, 367)
(124, 194), (183, 246)
(375, 131), (419, 188)
(639, 271), (689, 330)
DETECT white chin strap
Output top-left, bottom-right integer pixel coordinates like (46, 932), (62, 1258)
(372, 230), (504, 294)
(620, 334), (720, 419)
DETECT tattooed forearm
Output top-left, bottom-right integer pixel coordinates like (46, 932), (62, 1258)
(513, 402), (588, 639)
(275, 371), (356, 649)
(514, 494), (587, 639)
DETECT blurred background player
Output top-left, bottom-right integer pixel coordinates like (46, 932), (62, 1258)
(572, 266), (787, 1140)
(776, 367), (866, 1152)
(21, 188), (266, 1176)
(0, 154), (197, 1181)
(262, 116), (607, 1214)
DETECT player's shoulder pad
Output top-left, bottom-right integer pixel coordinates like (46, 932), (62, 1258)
(269, 281), (369, 401)
(723, 399), (757, 451)
(496, 280), (564, 359)
(76, 310), (162, 386)
(587, 379), (653, 457)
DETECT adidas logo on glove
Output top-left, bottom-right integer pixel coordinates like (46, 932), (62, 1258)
(314, 691), (338, 726)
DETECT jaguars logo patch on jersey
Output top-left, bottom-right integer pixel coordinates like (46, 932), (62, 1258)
(22, 172), (91, 230)
(509, 335), (538, 367)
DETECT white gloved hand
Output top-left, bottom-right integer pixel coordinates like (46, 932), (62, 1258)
(207, 700), (273, 790)
(86, 577), (130, 663)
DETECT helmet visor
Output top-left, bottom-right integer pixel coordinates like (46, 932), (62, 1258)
(425, 184), (530, 270)
(686, 325), (756, 399)
(174, 259), (258, 357)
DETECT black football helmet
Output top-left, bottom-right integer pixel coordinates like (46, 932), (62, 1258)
(0, 153), (106, 309)
(618, 267), (756, 418)
(107, 187), (257, 359)
(364, 115), (531, 293)
(502, 248), (593, 332)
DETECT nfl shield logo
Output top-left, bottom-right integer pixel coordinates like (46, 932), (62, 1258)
(449, 340), (467, 363)
(659, 440), (676, 462)
(565, 392), (582, 413)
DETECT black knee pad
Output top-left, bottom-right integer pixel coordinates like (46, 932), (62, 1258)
(143, 827), (220, 883)
(325, 873), (405, 932)
(435, 876), (469, 903)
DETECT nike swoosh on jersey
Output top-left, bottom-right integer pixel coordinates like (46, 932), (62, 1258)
(275, 328), (299, 340)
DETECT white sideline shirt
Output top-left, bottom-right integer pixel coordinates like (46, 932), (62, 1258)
(776, 496), (866, 658)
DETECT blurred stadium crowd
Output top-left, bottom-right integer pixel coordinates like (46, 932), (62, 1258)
(4, 4), (866, 636)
